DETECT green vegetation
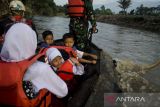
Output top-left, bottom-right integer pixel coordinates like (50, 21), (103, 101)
(56, 4), (67, 14)
(130, 4), (160, 16)
(95, 0), (160, 33)
(94, 5), (113, 15)
(0, 0), (66, 16)
(117, 0), (132, 15)
(23, 0), (57, 16)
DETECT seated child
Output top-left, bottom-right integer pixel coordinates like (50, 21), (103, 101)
(63, 33), (97, 64)
(39, 30), (54, 48)
(46, 47), (85, 81)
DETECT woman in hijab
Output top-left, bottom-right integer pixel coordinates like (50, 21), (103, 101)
(0, 23), (68, 99)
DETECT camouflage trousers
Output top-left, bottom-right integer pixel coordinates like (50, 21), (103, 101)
(69, 17), (89, 51)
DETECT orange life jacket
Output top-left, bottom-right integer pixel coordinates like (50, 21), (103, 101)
(0, 49), (52, 107)
(45, 46), (76, 81)
(67, 0), (85, 17)
(58, 59), (74, 81)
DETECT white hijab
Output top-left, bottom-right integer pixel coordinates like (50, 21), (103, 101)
(0, 23), (37, 62)
(46, 48), (62, 63)
(46, 48), (64, 71)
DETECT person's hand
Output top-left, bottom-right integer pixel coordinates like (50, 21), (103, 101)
(91, 60), (97, 64)
(70, 57), (80, 66)
(91, 54), (98, 60)
(92, 26), (97, 33)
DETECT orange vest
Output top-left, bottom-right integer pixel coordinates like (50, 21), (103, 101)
(58, 59), (74, 81)
(0, 50), (51, 107)
(44, 46), (76, 81)
(68, 0), (85, 17)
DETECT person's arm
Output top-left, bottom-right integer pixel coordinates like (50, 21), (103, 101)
(44, 66), (68, 98)
(83, 52), (97, 59)
(78, 58), (97, 64)
(24, 62), (68, 98)
(69, 57), (85, 75)
(85, 0), (97, 32)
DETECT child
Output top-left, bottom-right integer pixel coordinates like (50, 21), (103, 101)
(39, 30), (54, 48)
(46, 47), (85, 79)
(46, 47), (85, 105)
(63, 33), (97, 64)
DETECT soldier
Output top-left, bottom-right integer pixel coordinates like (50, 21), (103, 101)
(68, 0), (97, 51)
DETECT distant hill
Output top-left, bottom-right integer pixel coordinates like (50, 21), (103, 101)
(94, 0), (160, 13)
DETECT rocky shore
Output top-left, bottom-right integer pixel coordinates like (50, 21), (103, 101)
(86, 51), (160, 107)
(96, 15), (160, 33)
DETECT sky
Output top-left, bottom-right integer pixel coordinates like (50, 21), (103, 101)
(54, 0), (160, 13)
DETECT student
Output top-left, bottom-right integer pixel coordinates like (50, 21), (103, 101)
(63, 33), (97, 64)
(46, 47), (85, 81)
(39, 30), (54, 48)
(0, 23), (68, 99)
(46, 47), (85, 97)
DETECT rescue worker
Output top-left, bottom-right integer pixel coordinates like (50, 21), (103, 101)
(68, 0), (97, 51)
(0, 0), (37, 38)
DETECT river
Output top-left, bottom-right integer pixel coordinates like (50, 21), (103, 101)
(33, 16), (160, 86)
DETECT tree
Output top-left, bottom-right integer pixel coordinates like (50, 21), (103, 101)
(94, 8), (101, 14)
(31, 0), (57, 16)
(117, 0), (132, 15)
(129, 9), (134, 15)
(135, 4), (160, 16)
(136, 4), (144, 15)
(100, 5), (105, 14)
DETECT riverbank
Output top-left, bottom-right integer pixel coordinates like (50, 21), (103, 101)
(96, 15), (160, 33)
(86, 51), (160, 107)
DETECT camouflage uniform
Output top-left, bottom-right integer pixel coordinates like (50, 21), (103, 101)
(69, 0), (96, 51)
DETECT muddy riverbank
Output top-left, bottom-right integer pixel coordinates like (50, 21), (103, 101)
(96, 15), (160, 33)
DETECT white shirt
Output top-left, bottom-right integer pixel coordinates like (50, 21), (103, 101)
(68, 59), (84, 75)
(76, 49), (84, 59)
